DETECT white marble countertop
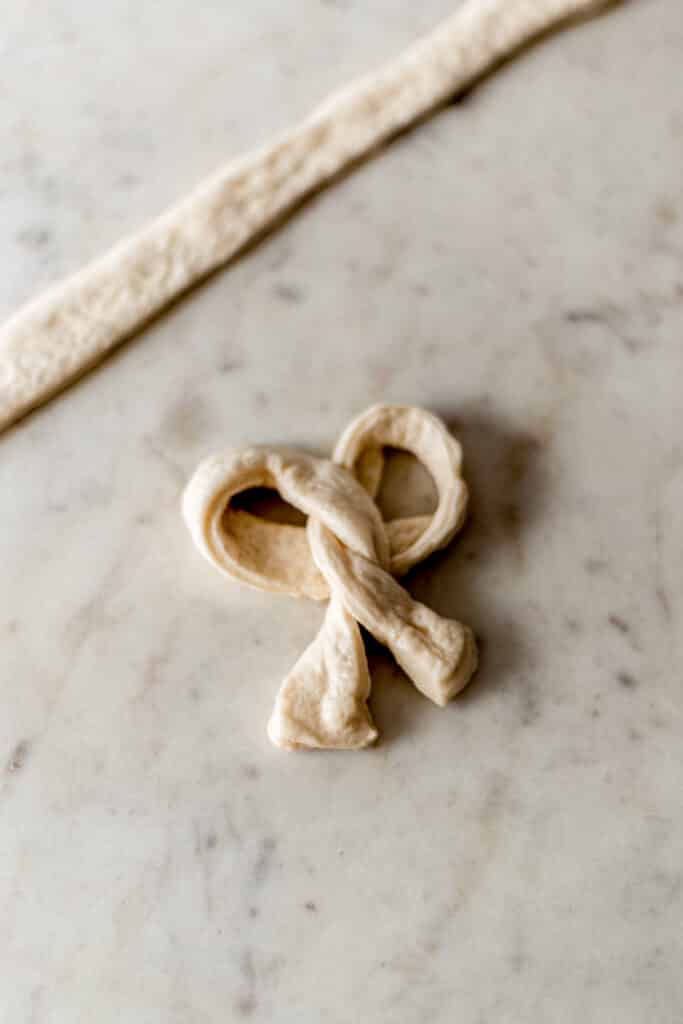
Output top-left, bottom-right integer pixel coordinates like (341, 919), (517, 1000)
(2, 2), (683, 1021)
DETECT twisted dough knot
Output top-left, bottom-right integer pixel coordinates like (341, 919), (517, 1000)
(183, 404), (478, 750)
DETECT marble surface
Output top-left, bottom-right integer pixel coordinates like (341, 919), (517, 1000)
(2, 1), (683, 1020)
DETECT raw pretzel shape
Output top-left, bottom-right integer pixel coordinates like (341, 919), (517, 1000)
(182, 405), (478, 750)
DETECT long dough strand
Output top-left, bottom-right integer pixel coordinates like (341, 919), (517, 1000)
(0, 0), (614, 432)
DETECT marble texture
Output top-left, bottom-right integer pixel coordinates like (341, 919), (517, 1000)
(1, 1), (683, 1021)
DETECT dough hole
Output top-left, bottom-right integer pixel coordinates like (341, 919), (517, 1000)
(375, 448), (437, 521)
(228, 487), (307, 527)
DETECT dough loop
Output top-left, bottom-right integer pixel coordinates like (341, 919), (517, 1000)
(182, 404), (477, 750)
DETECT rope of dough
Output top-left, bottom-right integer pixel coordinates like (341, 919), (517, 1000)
(182, 404), (478, 750)
(0, 0), (616, 433)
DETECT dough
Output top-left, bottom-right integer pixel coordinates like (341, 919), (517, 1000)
(0, 0), (615, 433)
(182, 405), (478, 751)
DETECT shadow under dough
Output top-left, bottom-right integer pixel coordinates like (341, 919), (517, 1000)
(368, 404), (550, 743)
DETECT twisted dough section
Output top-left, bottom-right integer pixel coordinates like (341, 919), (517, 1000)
(183, 405), (477, 750)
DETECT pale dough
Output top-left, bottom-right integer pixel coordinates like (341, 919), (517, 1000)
(182, 405), (478, 751)
(0, 0), (615, 433)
